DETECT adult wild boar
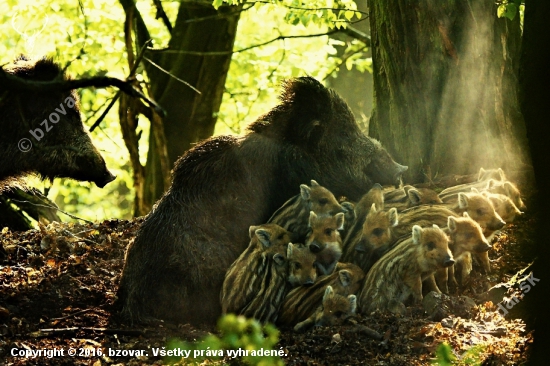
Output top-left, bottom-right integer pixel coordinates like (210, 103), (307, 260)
(0, 56), (115, 188)
(117, 76), (407, 325)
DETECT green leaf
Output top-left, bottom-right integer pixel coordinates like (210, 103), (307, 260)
(344, 10), (354, 20)
(212, 0), (224, 10)
(505, 3), (518, 20)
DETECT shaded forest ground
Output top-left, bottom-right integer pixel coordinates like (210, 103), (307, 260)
(0, 179), (536, 365)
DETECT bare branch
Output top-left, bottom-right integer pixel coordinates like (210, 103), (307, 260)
(153, 0), (173, 33)
(341, 26), (371, 46)
(143, 56), (201, 94)
(89, 40), (153, 132)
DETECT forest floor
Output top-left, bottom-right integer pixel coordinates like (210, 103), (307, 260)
(0, 185), (536, 365)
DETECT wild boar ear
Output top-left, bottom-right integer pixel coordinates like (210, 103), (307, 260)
(447, 216), (457, 233)
(310, 179), (320, 187)
(338, 270), (352, 287)
(432, 224), (440, 230)
(458, 193), (469, 209)
(478, 167), (487, 181)
(370, 202), (377, 214)
(255, 229), (272, 248)
(287, 242), (294, 258)
(497, 168), (506, 181)
(373, 183), (383, 190)
(309, 211), (317, 227)
(407, 189), (422, 205)
(273, 253), (285, 266)
(412, 225), (422, 244)
(323, 285), (334, 301)
(485, 179), (496, 190)
(463, 211), (470, 218)
(249, 225), (259, 239)
(388, 208), (399, 227)
(348, 295), (357, 314)
(403, 185), (414, 194)
(300, 184), (311, 200)
(503, 181), (514, 196)
(335, 212), (345, 230)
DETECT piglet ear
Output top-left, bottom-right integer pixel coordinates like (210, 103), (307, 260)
(255, 229), (272, 248)
(458, 193), (469, 209)
(471, 187), (479, 193)
(300, 184), (311, 200)
(348, 295), (357, 314)
(310, 179), (320, 187)
(370, 202), (377, 214)
(478, 167), (487, 181)
(412, 225), (422, 244)
(407, 188), (421, 205)
(249, 225), (259, 239)
(338, 270), (352, 287)
(335, 212), (345, 231)
(447, 216), (457, 232)
(463, 211), (470, 218)
(287, 242), (294, 258)
(273, 253), (285, 266)
(309, 211), (317, 227)
(388, 208), (399, 227)
(323, 285), (334, 301)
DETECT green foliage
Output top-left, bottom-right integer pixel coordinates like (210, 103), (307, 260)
(497, 0), (523, 21)
(164, 314), (284, 365)
(432, 342), (485, 366)
(432, 343), (457, 366)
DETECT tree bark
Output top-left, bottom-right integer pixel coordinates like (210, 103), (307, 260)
(368, 0), (529, 183)
(517, 0), (550, 363)
(143, 1), (242, 207)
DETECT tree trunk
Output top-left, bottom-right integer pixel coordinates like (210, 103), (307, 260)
(143, 1), (241, 207)
(517, 0), (550, 363)
(368, 0), (529, 183)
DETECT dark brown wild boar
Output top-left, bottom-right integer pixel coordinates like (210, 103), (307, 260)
(0, 56), (115, 188)
(305, 211), (344, 275)
(359, 225), (454, 314)
(267, 180), (344, 242)
(240, 243), (316, 324)
(117, 77), (407, 325)
(278, 262), (364, 327)
(220, 224), (291, 315)
(342, 204), (399, 273)
(293, 285), (357, 333)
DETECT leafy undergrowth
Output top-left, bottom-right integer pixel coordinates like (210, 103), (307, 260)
(0, 202), (535, 365)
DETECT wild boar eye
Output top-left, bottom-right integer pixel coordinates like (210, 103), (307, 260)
(277, 234), (285, 240)
(477, 209), (484, 215)
(319, 198), (329, 205)
(372, 228), (384, 237)
(324, 228), (333, 236)
(294, 262), (302, 270)
(427, 241), (435, 250)
(335, 311), (344, 318)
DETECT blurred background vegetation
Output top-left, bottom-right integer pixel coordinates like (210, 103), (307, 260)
(0, 0), (371, 223)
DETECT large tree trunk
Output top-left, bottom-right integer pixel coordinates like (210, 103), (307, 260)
(368, 0), (529, 183)
(143, 1), (241, 208)
(518, 0), (550, 363)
